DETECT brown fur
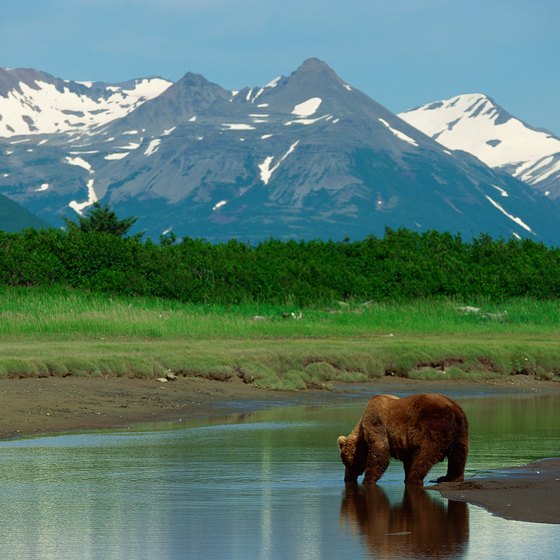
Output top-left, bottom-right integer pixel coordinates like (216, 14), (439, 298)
(337, 393), (469, 486)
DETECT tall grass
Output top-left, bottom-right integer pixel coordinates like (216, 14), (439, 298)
(1, 286), (559, 338)
(1, 287), (559, 388)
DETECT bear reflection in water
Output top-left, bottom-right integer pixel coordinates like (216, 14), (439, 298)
(340, 484), (469, 558)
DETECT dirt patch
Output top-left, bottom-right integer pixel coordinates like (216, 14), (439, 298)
(0, 375), (288, 439)
(415, 357), (465, 371)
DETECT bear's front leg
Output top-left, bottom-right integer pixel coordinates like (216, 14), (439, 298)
(363, 447), (390, 484)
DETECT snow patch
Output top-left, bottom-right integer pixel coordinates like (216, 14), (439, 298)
(36, 183), (49, 192)
(485, 195), (533, 233)
(66, 156), (92, 172)
(292, 97), (322, 117)
(162, 127), (176, 136)
(258, 140), (300, 185)
(285, 114), (330, 126)
(266, 77), (281, 89)
(514, 156), (560, 184)
(491, 185), (509, 198)
(378, 118), (418, 147)
(104, 152), (130, 160)
(252, 88), (266, 103)
(69, 178), (98, 215)
(222, 123), (255, 131)
(117, 141), (141, 150)
(144, 139), (161, 156)
(212, 200), (228, 211)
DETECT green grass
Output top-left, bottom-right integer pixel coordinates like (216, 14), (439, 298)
(1, 287), (559, 389)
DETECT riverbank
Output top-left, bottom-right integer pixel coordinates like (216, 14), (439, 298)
(2, 374), (559, 525)
(431, 459), (560, 525)
(2, 374), (557, 440)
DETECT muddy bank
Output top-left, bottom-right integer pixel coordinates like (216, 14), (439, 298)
(1, 374), (558, 439)
(431, 458), (560, 524)
(1, 373), (557, 440)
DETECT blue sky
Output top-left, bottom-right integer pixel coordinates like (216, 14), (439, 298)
(2, 0), (559, 134)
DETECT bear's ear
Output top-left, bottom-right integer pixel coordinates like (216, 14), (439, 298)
(337, 436), (347, 450)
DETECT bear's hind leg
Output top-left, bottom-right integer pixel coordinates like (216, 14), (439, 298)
(405, 448), (436, 486)
(437, 443), (468, 483)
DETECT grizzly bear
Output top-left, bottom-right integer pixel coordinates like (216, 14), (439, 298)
(337, 393), (469, 486)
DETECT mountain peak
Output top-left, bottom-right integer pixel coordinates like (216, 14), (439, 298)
(291, 58), (343, 83)
(296, 57), (332, 72)
(176, 71), (215, 87)
(399, 92), (560, 185)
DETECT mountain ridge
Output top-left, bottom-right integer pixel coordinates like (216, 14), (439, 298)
(0, 66), (172, 137)
(1, 59), (559, 243)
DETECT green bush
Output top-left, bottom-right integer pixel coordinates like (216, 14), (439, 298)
(2, 223), (560, 304)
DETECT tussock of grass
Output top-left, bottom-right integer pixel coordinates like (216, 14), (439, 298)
(1, 287), (560, 388)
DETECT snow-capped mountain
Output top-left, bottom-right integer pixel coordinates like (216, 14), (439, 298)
(399, 94), (560, 199)
(1, 60), (560, 244)
(0, 67), (171, 137)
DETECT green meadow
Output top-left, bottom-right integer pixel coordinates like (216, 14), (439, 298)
(1, 287), (559, 389)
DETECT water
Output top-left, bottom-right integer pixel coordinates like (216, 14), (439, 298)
(0, 393), (559, 559)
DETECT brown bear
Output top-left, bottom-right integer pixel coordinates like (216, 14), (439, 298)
(337, 393), (469, 486)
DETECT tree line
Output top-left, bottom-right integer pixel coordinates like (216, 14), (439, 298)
(1, 203), (559, 304)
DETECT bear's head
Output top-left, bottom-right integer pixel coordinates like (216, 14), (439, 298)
(338, 435), (367, 482)
(337, 436), (356, 463)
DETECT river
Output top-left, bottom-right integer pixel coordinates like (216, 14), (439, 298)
(0, 391), (558, 559)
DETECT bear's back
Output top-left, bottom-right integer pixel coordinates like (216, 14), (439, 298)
(365, 393), (466, 427)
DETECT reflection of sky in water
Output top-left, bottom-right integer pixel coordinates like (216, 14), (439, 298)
(0, 394), (558, 559)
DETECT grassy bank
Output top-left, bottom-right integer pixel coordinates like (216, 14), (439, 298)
(1, 287), (559, 389)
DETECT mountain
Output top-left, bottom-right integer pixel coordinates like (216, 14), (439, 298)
(0, 67), (172, 137)
(1, 60), (559, 244)
(399, 94), (560, 200)
(0, 192), (50, 232)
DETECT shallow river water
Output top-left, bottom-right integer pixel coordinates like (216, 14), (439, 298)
(0, 391), (559, 559)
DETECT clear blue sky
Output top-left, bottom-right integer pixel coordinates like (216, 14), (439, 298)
(2, 0), (559, 135)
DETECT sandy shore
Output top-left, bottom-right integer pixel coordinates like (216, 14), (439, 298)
(1, 374), (559, 524)
(431, 459), (560, 525)
(0, 375), (304, 439)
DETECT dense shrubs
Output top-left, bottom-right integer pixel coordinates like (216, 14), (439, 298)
(1, 226), (560, 304)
